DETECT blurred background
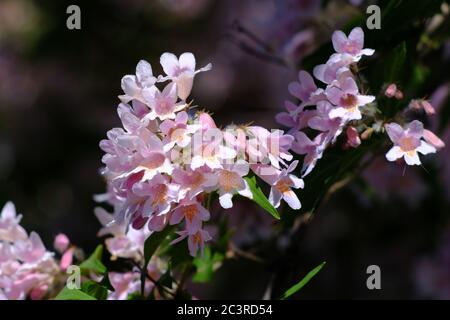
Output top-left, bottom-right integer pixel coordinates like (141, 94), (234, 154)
(1, 0), (449, 299)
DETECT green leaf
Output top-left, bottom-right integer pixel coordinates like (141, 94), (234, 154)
(244, 176), (280, 220)
(81, 280), (108, 300)
(54, 287), (96, 300)
(281, 261), (326, 300)
(79, 245), (107, 274)
(384, 42), (407, 83)
(192, 246), (224, 283)
(141, 225), (175, 295)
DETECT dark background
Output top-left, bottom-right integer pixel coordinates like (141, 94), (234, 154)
(1, 0), (449, 299)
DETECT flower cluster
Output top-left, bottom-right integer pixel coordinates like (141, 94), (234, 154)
(277, 27), (375, 176)
(277, 27), (444, 175)
(0, 202), (61, 300)
(98, 52), (302, 257)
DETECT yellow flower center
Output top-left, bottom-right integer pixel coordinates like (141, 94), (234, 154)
(183, 204), (198, 222)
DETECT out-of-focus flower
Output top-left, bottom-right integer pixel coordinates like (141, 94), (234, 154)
(0, 202), (60, 300)
(409, 99), (436, 115)
(53, 233), (70, 254)
(345, 126), (361, 148)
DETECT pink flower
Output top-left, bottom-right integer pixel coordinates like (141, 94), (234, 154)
(247, 126), (293, 169)
(119, 60), (156, 103)
(346, 126), (361, 148)
(331, 27), (374, 61)
(95, 206), (151, 259)
(313, 55), (353, 85)
(307, 101), (345, 142)
(268, 161), (304, 210)
(122, 130), (173, 181)
(197, 112), (217, 130)
(0, 202), (27, 242)
(132, 174), (181, 217)
(13, 232), (49, 265)
(108, 272), (143, 300)
(170, 200), (210, 235)
(385, 120), (436, 165)
(291, 132), (327, 176)
(276, 101), (318, 133)
(172, 167), (217, 199)
(159, 52), (212, 100)
(190, 130), (237, 170)
(288, 70), (324, 105)
(216, 160), (253, 209)
(171, 229), (212, 257)
(53, 234), (70, 254)
(143, 82), (185, 120)
(326, 76), (375, 121)
(159, 111), (199, 151)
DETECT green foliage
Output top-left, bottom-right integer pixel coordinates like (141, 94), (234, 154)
(244, 176), (280, 220)
(79, 245), (107, 274)
(54, 287), (97, 300)
(141, 225), (175, 295)
(81, 280), (109, 300)
(280, 261), (327, 300)
(192, 246), (224, 283)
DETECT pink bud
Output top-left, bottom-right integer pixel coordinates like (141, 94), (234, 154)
(346, 127), (361, 148)
(30, 284), (49, 300)
(198, 112), (217, 130)
(408, 99), (421, 110)
(385, 84), (397, 98)
(421, 100), (435, 115)
(394, 90), (404, 100)
(409, 99), (436, 115)
(60, 248), (74, 271)
(53, 233), (70, 253)
(423, 129), (445, 150)
(132, 215), (148, 230)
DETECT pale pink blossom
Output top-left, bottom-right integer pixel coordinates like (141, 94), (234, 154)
(132, 174), (182, 217)
(291, 132), (327, 177)
(247, 126), (293, 169)
(385, 120), (436, 165)
(326, 76), (375, 121)
(159, 52), (212, 100)
(119, 60), (156, 103)
(331, 27), (374, 62)
(142, 82), (185, 121)
(288, 70), (324, 105)
(172, 167), (217, 199)
(169, 200), (210, 235)
(307, 101), (345, 142)
(216, 161), (253, 209)
(159, 111), (199, 151)
(171, 229), (212, 257)
(190, 131), (237, 170)
(268, 161), (304, 210)
(0, 202), (27, 242)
